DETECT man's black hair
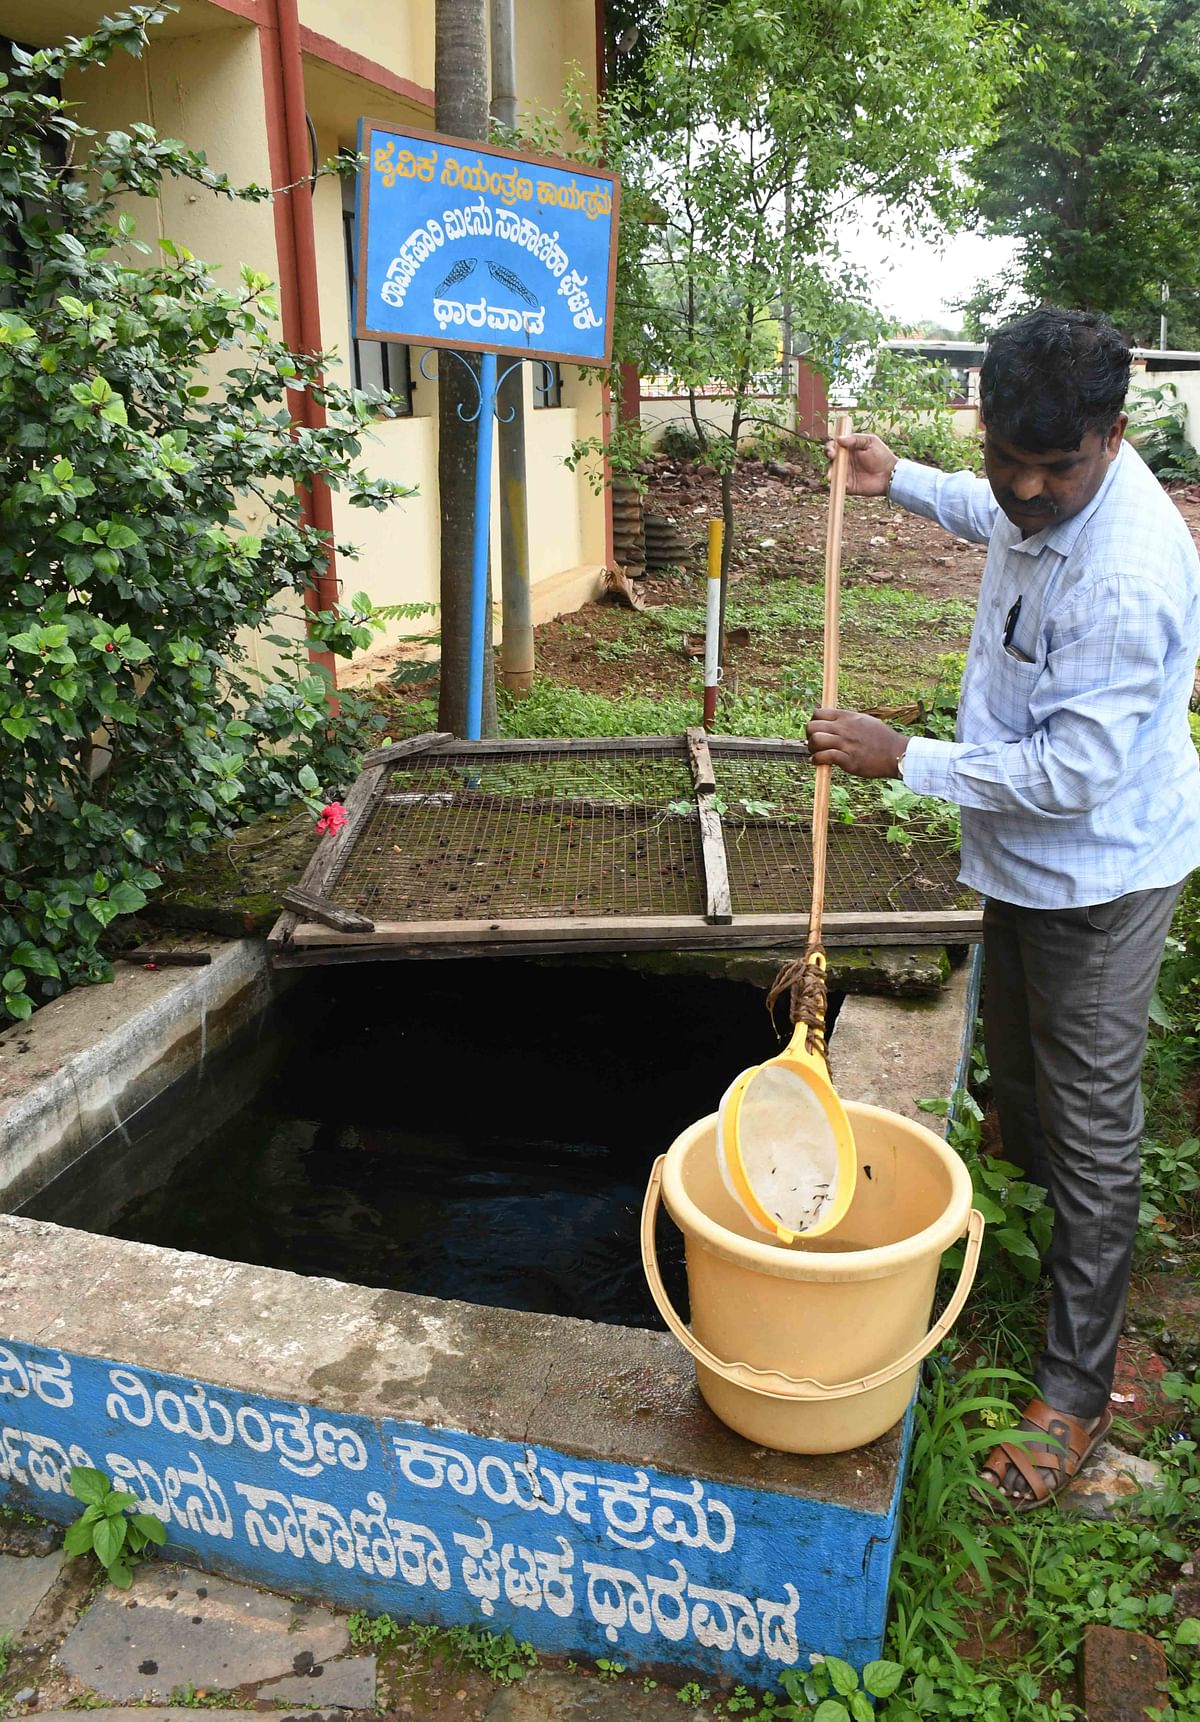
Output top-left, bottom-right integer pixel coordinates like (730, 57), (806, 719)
(980, 308), (1132, 452)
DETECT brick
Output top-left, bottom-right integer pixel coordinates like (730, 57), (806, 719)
(1080, 1624), (1168, 1720)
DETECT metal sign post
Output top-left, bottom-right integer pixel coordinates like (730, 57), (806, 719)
(354, 123), (620, 738)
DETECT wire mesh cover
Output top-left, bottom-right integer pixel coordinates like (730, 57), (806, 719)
(711, 755), (967, 917)
(328, 743), (969, 925)
(336, 746), (705, 921)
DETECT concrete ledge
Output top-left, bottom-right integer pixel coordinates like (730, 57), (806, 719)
(0, 1220), (910, 1682)
(528, 562), (606, 626)
(832, 959), (972, 1126)
(0, 941), (276, 1212)
(545, 946), (954, 1000)
(0, 940), (975, 1682)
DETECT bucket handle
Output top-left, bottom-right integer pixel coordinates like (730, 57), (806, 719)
(641, 1155), (985, 1402)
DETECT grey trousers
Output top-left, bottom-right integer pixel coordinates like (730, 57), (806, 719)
(982, 882), (1182, 1420)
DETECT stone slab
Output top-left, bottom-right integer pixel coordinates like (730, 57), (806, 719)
(1079, 1623), (1168, 1719)
(257, 1654), (377, 1708)
(0, 1548), (65, 1636)
(1061, 1441), (1164, 1519)
(58, 1564), (347, 1701)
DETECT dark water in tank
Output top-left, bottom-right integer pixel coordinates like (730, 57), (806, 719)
(29, 960), (826, 1330)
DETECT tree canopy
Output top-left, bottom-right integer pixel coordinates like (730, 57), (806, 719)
(966, 0), (1200, 346)
(607, 0), (1011, 405)
(569, 0), (1010, 565)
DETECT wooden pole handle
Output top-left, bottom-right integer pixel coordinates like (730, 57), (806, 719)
(809, 411), (852, 954)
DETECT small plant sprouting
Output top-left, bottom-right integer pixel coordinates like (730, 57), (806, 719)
(879, 778), (961, 851)
(676, 1681), (710, 1707)
(65, 1467), (166, 1589)
(347, 1610), (402, 1649)
(776, 1654), (904, 1720)
(918, 1088), (1052, 1284)
(167, 1686), (233, 1709)
(725, 1688), (759, 1715)
(828, 783), (856, 825)
(345, 1615), (535, 1685)
(445, 1625), (537, 1685)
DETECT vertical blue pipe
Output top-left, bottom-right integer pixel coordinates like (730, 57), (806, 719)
(467, 350), (497, 741)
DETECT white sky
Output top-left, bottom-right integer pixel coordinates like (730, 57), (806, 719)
(835, 215), (1021, 329)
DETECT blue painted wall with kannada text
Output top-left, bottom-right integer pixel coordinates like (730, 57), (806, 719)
(0, 1340), (908, 1682)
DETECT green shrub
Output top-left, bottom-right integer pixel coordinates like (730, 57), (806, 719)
(1127, 382), (1200, 483)
(0, 10), (411, 1021)
(65, 1465), (166, 1588)
(656, 422), (705, 461)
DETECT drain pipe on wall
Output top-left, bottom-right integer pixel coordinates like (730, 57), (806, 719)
(263, 0), (340, 690)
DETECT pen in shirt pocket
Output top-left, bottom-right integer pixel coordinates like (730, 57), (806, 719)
(1002, 595), (1035, 663)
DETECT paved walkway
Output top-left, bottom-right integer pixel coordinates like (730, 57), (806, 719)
(0, 1542), (726, 1722)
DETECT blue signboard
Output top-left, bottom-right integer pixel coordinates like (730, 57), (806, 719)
(355, 122), (619, 365)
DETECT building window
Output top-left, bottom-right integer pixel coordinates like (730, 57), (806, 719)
(533, 360), (563, 409)
(341, 171), (412, 415)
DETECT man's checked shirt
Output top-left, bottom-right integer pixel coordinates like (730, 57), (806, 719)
(892, 440), (1200, 909)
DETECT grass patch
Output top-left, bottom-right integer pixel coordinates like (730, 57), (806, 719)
(349, 1613), (537, 1685)
(653, 578), (976, 644)
(498, 679), (807, 740)
(642, 577), (976, 708)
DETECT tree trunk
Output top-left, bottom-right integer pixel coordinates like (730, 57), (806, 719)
(435, 0), (497, 737)
(490, 0), (534, 699)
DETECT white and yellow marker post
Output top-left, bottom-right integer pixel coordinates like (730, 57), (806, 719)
(702, 518), (724, 730)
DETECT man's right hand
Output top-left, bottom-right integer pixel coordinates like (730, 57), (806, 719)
(825, 432), (899, 498)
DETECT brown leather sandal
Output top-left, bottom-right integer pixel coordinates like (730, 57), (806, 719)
(976, 1398), (1113, 1513)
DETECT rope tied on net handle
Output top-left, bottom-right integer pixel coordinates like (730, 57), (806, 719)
(766, 408), (852, 1060)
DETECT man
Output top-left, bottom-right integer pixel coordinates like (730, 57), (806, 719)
(807, 308), (1200, 1510)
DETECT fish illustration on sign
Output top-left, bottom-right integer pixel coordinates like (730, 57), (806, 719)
(433, 256), (547, 338)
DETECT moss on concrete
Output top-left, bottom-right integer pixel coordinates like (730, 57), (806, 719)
(147, 810), (320, 937)
(542, 944), (952, 999)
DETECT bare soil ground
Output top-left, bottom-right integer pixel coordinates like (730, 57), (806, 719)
(536, 453), (986, 712)
(370, 454), (1200, 729)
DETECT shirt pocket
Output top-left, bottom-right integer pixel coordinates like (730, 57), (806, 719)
(987, 650), (1042, 737)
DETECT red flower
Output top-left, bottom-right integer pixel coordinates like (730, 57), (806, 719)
(315, 800), (348, 836)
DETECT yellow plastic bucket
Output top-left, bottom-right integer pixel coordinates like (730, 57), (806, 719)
(641, 1103), (984, 1454)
